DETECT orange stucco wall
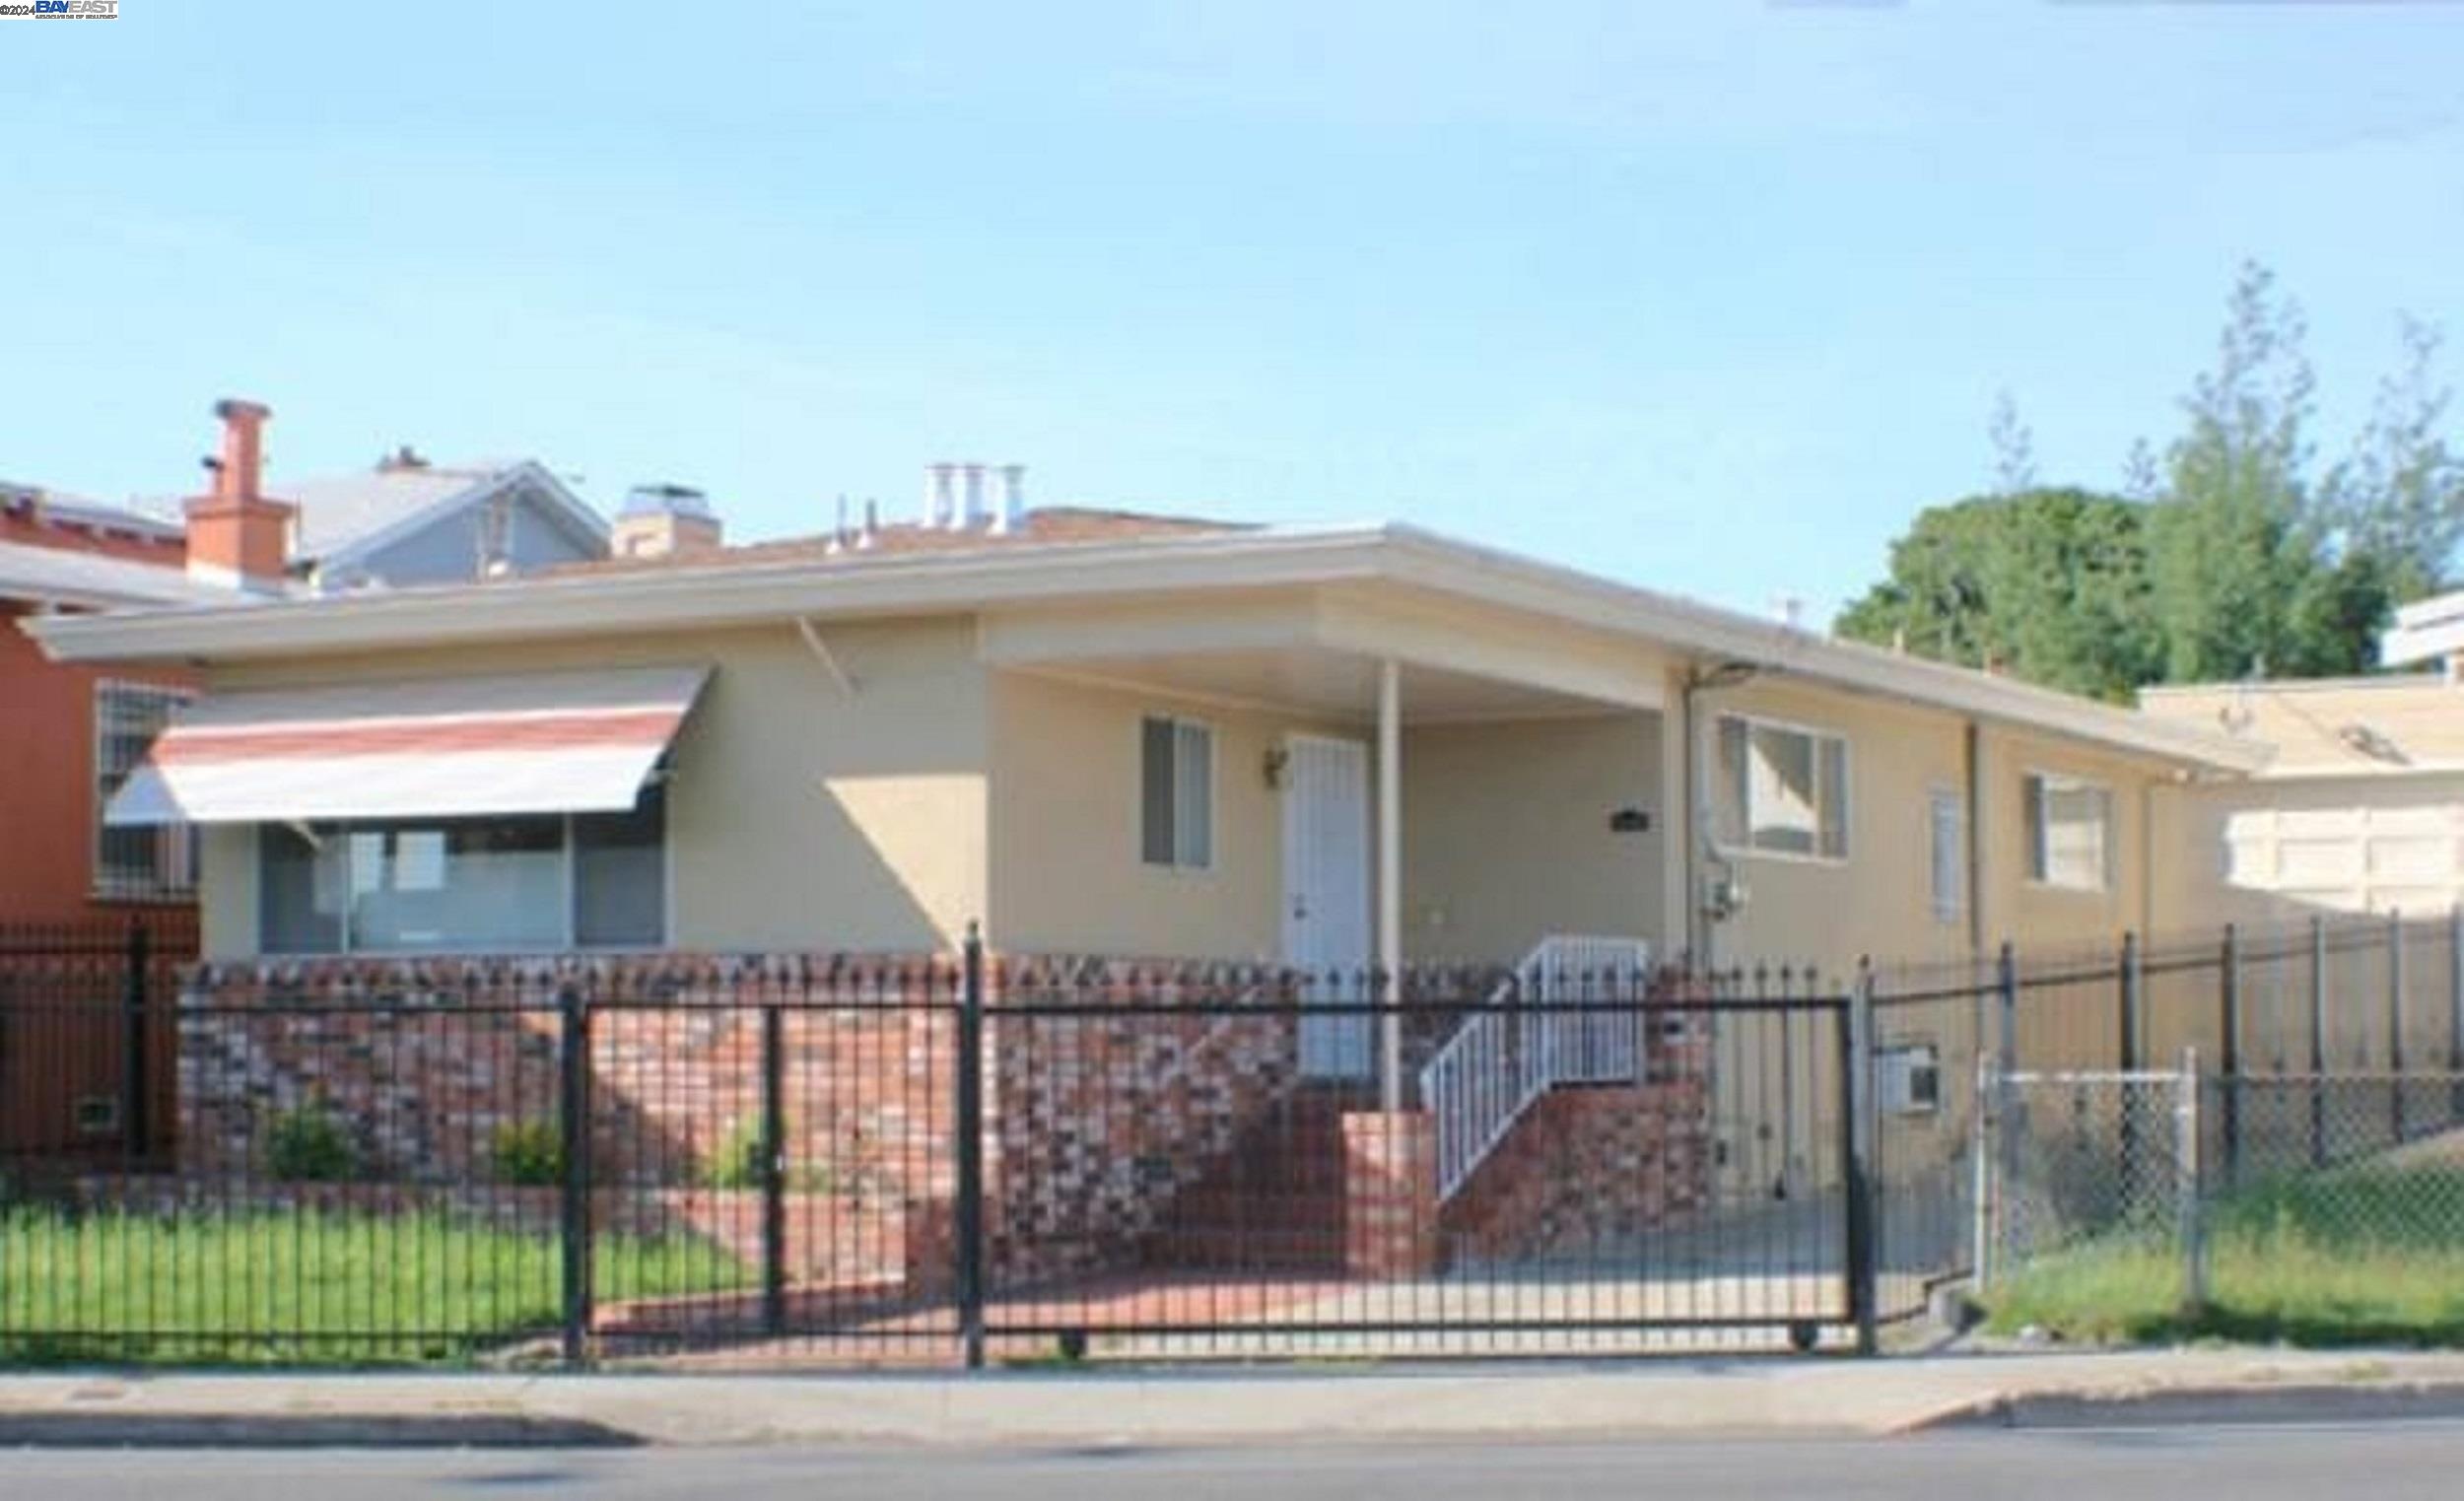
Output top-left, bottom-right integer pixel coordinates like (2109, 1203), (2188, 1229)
(0, 600), (195, 926)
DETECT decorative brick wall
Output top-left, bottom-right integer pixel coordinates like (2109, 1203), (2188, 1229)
(173, 952), (967, 1305)
(1440, 1013), (1714, 1262)
(167, 951), (1712, 1308)
(983, 955), (1306, 1286)
(1341, 1110), (1439, 1277)
(171, 951), (1325, 1302)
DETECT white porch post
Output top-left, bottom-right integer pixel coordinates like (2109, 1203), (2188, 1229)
(1378, 656), (1403, 1111)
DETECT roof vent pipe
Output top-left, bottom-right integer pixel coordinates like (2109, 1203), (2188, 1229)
(959, 462), (988, 529)
(925, 463), (957, 528)
(994, 464), (1025, 535)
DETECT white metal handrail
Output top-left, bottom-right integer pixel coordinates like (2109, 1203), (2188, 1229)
(1421, 934), (1653, 1202)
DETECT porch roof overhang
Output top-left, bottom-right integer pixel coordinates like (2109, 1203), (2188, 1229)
(978, 585), (1666, 723)
(23, 521), (2267, 775)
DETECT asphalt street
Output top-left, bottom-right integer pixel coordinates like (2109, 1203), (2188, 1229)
(2, 1421), (2462, 1499)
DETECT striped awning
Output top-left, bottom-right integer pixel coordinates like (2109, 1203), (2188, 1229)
(103, 665), (709, 826)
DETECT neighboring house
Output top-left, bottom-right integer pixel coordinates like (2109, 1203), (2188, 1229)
(0, 397), (611, 924)
(270, 448), (608, 591)
(27, 468), (2263, 1015)
(0, 482), (220, 926)
(2144, 592), (2464, 927)
(131, 404), (611, 593)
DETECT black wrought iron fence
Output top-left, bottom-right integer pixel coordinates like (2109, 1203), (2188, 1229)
(6, 909), (2461, 1370)
(0, 915), (194, 1165)
(3, 941), (1880, 1369)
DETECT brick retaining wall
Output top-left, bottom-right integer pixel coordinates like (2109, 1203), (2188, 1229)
(1440, 1013), (1716, 1263)
(165, 953), (1714, 1310)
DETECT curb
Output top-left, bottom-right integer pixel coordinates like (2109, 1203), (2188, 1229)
(0, 1412), (642, 1449)
(1908, 1381), (2464, 1432)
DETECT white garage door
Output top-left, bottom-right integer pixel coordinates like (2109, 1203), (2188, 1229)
(2224, 801), (2464, 916)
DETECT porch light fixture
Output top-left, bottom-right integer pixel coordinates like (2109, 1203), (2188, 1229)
(1262, 746), (1290, 790)
(1608, 806), (1651, 834)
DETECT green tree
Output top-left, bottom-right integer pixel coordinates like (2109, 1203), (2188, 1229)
(1988, 388), (2037, 496)
(1843, 263), (2434, 697)
(1835, 488), (2162, 702)
(2324, 314), (2462, 600)
(2144, 261), (2333, 681)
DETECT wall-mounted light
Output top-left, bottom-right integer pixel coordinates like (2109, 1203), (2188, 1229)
(1608, 806), (1651, 834)
(1263, 746), (1290, 790)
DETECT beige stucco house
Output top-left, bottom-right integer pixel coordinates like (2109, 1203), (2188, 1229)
(28, 493), (2264, 1024)
(2143, 590), (2464, 929)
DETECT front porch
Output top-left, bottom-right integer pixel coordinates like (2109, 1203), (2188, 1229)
(981, 578), (1683, 1111)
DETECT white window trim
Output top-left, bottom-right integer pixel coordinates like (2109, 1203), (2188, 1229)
(1712, 711), (1852, 867)
(91, 677), (198, 904)
(257, 803), (675, 958)
(1136, 712), (1218, 875)
(2023, 768), (2115, 895)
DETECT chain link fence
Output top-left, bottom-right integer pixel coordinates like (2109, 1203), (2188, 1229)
(1979, 1068), (2195, 1293)
(1976, 1060), (2464, 1339)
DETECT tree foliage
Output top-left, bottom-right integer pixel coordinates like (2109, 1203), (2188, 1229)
(1838, 262), (2451, 695)
(2324, 314), (2464, 602)
(1835, 489), (2158, 702)
(2146, 262), (2331, 681)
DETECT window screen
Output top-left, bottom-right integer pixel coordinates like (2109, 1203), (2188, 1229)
(1929, 789), (1964, 923)
(1140, 715), (1213, 869)
(93, 681), (196, 901)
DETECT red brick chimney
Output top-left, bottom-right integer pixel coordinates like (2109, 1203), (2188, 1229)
(184, 398), (296, 592)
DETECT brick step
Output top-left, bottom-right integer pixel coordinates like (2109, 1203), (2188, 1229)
(1165, 1189), (1346, 1230)
(1145, 1225), (1348, 1271)
(1183, 1161), (1350, 1193)
(1140, 1083), (1376, 1273)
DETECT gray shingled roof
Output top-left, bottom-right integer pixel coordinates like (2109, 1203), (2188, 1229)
(278, 462), (516, 562)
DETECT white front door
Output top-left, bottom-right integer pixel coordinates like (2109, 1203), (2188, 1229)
(1282, 734), (1374, 1079)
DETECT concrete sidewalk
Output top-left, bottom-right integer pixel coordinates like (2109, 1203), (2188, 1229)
(2, 1348), (2463, 1447)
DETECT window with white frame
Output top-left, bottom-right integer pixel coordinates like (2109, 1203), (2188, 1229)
(2025, 772), (2112, 891)
(1928, 788), (1964, 924)
(1139, 715), (1213, 869)
(255, 783), (667, 954)
(1714, 714), (1849, 860)
(92, 680), (196, 902)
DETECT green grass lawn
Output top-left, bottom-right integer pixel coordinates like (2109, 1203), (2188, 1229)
(0, 1207), (750, 1366)
(1984, 1165), (2464, 1347)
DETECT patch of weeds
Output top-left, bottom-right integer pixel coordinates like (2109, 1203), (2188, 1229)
(488, 1120), (566, 1187)
(266, 1098), (359, 1183)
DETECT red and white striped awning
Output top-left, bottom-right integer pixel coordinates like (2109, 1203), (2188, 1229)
(104, 665), (709, 826)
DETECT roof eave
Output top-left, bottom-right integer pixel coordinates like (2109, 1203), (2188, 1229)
(24, 521), (2263, 775)
(1368, 525), (2268, 775)
(25, 524), (1398, 660)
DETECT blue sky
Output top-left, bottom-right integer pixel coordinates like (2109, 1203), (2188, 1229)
(4, 2), (2459, 619)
